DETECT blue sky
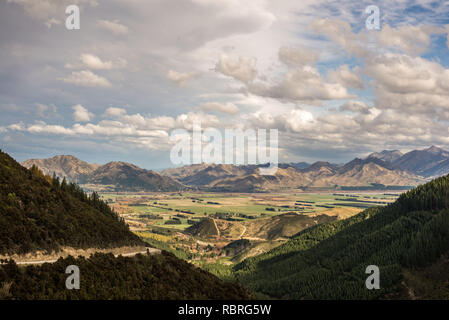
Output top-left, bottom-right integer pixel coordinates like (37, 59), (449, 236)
(1, 0), (449, 169)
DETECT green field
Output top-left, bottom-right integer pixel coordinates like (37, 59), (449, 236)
(102, 191), (400, 232)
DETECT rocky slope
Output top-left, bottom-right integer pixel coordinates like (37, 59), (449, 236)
(21, 155), (99, 182)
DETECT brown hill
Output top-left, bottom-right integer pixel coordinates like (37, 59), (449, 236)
(85, 161), (184, 192)
(185, 217), (219, 237)
(311, 159), (423, 187)
(21, 155), (99, 182)
(162, 163), (251, 186)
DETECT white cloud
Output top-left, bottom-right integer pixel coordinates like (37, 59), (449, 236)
(28, 122), (75, 135)
(66, 54), (127, 70)
(248, 108), (315, 132)
(72, 104), (94, 122)
(80, 54), (113, 70)
(282, 109), (315, 132)
(278, 46), (319, 67)
(214, 46), (355, 104)
(198, 102), (239, 115)
(328, 65), (364, 89)
(61, 70), (111, 87)
(5, 109), (224, 151)
(377, 25), (444, 56)
(97, 19), (129, 35)
(312, 18), (368, 58)
(365, 53), (449, 112)
(103, 107), (127, 118)
(166, 70), (198, 86)
(174, 112), (220, 130)
(7, 123), (25, 131)
(248, 65), (354, 103)
(215, 54), (257, 83)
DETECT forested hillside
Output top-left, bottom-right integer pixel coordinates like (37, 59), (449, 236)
(0, 150), (254, 300)
(0, 251), (252, 299)
(234, 175), (449, 299)
(0, 150), (143, 255)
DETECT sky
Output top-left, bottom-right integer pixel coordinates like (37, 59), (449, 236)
(1, 0), (449, 169)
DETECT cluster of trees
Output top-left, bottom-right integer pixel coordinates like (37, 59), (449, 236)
(223, 239), (251, 257)
(0, 150), (143, 255)
(165, 219), (182, 225)
(233, 175), (449, 299)
(0, 251), (252, 299)
(141, 237), (191, 260)
(208, 212), (242, 221)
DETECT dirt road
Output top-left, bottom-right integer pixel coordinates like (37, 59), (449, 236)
(1, 247), (161, 266)
(239, 225), (247, 239)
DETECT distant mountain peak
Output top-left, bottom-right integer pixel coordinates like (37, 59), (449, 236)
(53, 154), (78, 159)
(426, 145), (444, 153)
(21, 154), (100, 182)
(306, 161), (333, 170)
(101, 161), (139, 169)
(366, 150), (403, 163)
(341, 156), (396, 173)
(392, 145), (449, 177)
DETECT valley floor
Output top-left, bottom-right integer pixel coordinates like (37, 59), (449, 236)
(102, 191), (400, 271)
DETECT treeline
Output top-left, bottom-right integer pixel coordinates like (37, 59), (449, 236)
(0, 251), (252, 299)
(0, 150), (143, 255)
(233, 175), (449, 299)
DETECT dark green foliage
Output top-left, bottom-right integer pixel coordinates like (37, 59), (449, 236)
(223, 239), (251, 256)
(234, 175), (449, 299)
(0, 150), (143, 255)
(0, 251), (252, 300)
(200, 261), (235, 281)
(165, 219), (182, 225)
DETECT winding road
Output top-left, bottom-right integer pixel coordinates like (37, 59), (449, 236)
(1, 247), (161, 266)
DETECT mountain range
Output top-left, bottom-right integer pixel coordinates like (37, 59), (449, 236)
(22, 156), (183, 192)
(21, 146), (449, 192)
